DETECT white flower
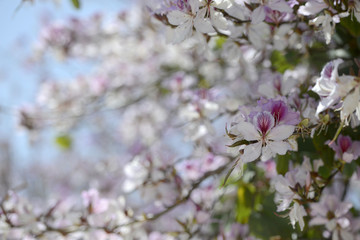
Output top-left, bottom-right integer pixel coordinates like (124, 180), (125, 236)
(237, 111), (295, 163)
(167, 0), (215, 43)
(248, 22), (271, 49)
(310, 12), (349, 44)
(353, 0), (360, 23)
(298, 0), (327, 16)
(122, 157), (148, 192)
(289, 202), (307, 231)
(198, 0), (231, 32)
(224, 0), (251, 21)
(251, 0), (292, 24)
(273, 158), (322, 231)
(310, 195), (353, 239)
(312, 59), (357, 117)
(341, 87), (360, 123)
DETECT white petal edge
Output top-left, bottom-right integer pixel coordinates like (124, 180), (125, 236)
(268, 125), (295, 141)
(242, 142), (262, 163)
(237, 121), (260, 141)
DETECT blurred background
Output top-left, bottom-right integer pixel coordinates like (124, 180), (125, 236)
(0, 0), (132, 198)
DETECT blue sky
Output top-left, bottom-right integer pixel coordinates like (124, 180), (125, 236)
(0, 0), (130, 104)
(0, 0), (131, 167)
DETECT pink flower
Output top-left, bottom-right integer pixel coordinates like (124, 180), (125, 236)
(261, 99), (300, 125)
(328, 135), (360, 163)
(81, 189), (109, 214)
(310, 195), (353, 237)
(237, 111), (295, 163)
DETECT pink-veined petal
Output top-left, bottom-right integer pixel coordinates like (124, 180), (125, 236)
(254, 111), (275, 135)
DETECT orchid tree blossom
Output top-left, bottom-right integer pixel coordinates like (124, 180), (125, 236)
(167, 0), (215, 43)
(197, 0), (231, 33)
(5, 0), (360, 238)
(310, 11), (350, 44)
(312, 59), (357, 117)
(251, 0), (293, 24)
(273, 158), (323, 231)
(341, 86), (360, 124)
(237, 111), (295, 163)
(328, 135), (360, 163)
(310, 195), (354, 240)
(297, 0), (327, 16)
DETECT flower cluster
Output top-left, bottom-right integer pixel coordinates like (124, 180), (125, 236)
(228, 99), (299, 163)
(2, 0), (360, 239)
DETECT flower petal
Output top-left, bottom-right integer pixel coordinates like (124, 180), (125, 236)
(172, 20), (193, 43)
(168, 10), (190, 25)
(268, 0), (292, 13)
(261, 145), (274, 161)
(289, 202), (307, 231)
(194, 9), (215, 33)
(268, 125), (295, 141)
(251, 6), (266, 24)
(268, 141), (290, 155)
(341, 87), (360, 121)
(237, 122), (260, 141)
(298, 0), (327, 16)
(210, 8), (228, 30)
(242, 142), (262, 163)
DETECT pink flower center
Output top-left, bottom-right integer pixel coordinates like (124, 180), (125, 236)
(255, 112), (275, 136)
(270, 101), (287, 125)
(323, 62), (334, 79)
(338, 135), (352, 153)
(177, 0), (191, 11)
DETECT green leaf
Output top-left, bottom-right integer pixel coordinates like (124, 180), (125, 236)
(249, 194), (293, 239)
(226, 140), (250, 148)
(55, 135), (72, 150)
(71, 0), (81, 9)
(159, 87), (171, 96)
(343, 162), (356, 178)
(214, 36), (227, 50)
(340, 16), (360, 37)
(275, 154), (290, 175)
(236, 183), (255, 223)
(304, 226), (325, 239)
(318, 166), (331, 179)
(198, 77), (210, 89)
(270, 50), (297, 74)
(312, 127), (335, 166)
(222, 158), (241, 186)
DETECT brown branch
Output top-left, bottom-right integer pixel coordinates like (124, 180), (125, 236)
(115, 161), (231, 229)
